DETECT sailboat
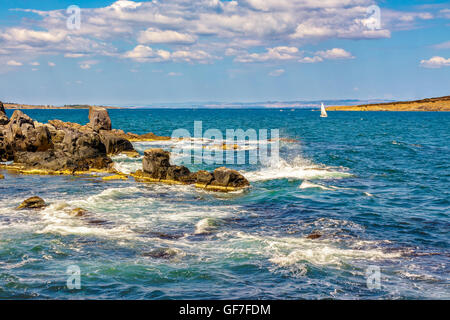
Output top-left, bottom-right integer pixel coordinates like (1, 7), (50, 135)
(320, 102), (328, 118)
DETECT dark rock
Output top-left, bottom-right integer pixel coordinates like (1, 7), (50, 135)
(306, 232), (322, 240)
(143, 248), (179, 259)
(17, 196), (46, 210)
(88, 106), (111, 132)
(0, 101), (9, 125)
(99, 130), (135, 155)
(142, 148), (171, 179)
(212, 167), (250, 188)
(195, 170), (213, 185)
(166, 165), (195, 183)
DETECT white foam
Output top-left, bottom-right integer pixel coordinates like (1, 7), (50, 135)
(194, 218), (220, 234)
(243, 156), (352, 182)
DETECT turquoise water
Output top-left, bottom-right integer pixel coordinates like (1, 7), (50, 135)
(0, 109), (449, 299)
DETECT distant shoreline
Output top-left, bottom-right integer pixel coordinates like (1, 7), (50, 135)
(327, 96), (450, 112)
(3, 103), (121, 110)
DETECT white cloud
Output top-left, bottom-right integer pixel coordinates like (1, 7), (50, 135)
(48, 62), (56, 67)
(299, 56), (323, 63)
(167, 72), (182, 76)
(420, 56), (450, 68)
(316, 48), (354, 60)
(235, 46), (299, 63)
(30, 61), (40, 66)
(124, 45), (216, 63)
(79, 60), (99, 69)
(7, 60), (22, 66)
(138, 28), (196, 44)
(65, 53), (87, 58)
(268, 69), (285, 76)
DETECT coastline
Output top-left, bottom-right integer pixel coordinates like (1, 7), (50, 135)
(327, 96), (450, 111)
(3, 103), (121, 110)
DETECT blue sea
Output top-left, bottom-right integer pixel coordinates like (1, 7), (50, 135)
(0, 109), (449, 299)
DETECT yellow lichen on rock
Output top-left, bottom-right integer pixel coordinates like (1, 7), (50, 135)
(102, 174), (128, 181)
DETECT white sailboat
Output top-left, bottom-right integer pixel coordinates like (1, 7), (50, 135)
(320, 102), (328, 118)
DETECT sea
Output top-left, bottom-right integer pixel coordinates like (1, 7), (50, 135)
(0, 108), (449, 299)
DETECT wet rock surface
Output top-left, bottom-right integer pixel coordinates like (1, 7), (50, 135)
(137, 148), (250, 190)
(17, 196), (46, 210)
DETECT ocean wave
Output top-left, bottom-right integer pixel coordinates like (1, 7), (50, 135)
(243, 156), (352, 182)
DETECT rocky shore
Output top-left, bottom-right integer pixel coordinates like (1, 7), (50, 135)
(0, 101), (249, 192)
(327, 95), (450, 111)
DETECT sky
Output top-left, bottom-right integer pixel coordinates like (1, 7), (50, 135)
(0, 0), (449, 105)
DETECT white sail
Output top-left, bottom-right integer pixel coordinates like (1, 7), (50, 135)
(320, 102), (328, 118)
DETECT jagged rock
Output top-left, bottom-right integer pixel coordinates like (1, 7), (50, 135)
(212, 167), (249, 188)
(4, 110), (53, 153)
(166, 165), (196, 183)
(0, 101), (9, 125)
(89, 106), (111, 132)
(142, 148), (171, 179)
(99, 130), (135, 155)
(0, 173), (4, 179)
(17, 196), (46, 210)
(196, 170), (213, 185)
(143, 248), (179, 259)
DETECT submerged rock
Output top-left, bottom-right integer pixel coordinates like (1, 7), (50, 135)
(306, 232), (322, 240)
(69, 207), (87, 217)
(17, 196), (46, 210)
(143, 248), (180, 259)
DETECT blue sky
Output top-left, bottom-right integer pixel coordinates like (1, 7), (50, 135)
(0, 0), (449, 105)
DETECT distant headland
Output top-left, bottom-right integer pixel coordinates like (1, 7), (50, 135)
(327, 96), (450, 112)
(3, 103), (121, 110)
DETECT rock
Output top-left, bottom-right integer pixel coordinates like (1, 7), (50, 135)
(212, 167), (250, 188)
(195, 170), (213, 185)
(143, 248), (179, 259)
(99, 130), (135, 155)
(0, 173), (4, 179)
(70, 207), (87, 217)
(0, 101), (9, 125)
(88, 106), (111, 132)
(306, 232), (322, 240)
(166, 165), (195, 183)
(142, 148), (171, 179)
(17, 196), (46, 210)
(4, 110), (53, 152)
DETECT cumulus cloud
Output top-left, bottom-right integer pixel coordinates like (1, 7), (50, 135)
(7, 60), (22, 66)
(138, 28), (196, 44)
(48, 62), (56, 67)
(420, 56), (450, 68)
(0, 0), (439, 67)
(79, 60), (99, 69)
(316, 48), (354, 60)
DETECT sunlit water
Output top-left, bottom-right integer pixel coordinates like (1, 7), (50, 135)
(0, 109), (449, 299)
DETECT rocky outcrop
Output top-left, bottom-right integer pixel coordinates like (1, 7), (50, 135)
(0, 101), (9, 125)
(17, 196), (46, 210)
(89, 106), (111, 131)
(99, 130), (135, 155)
(135, 148), (250, 191)
(0, 173), (4, 179)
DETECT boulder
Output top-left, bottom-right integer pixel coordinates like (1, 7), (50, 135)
(142, 148), (171, 179)
(306, 232), (322, 240)
(196, 170), (213, 185)
(89, 106), (111, 132)
(0, 101), (9, 125)
(212, 167), (250, 188)
(166, 165), (195, 183)
(99, 130), (135, 155)
(0, 173), (4, 179)
(17, 196), (46, 210)
(4, 110), (53, 152)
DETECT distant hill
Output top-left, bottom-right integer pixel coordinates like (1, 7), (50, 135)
(327, 96), (450, 111)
